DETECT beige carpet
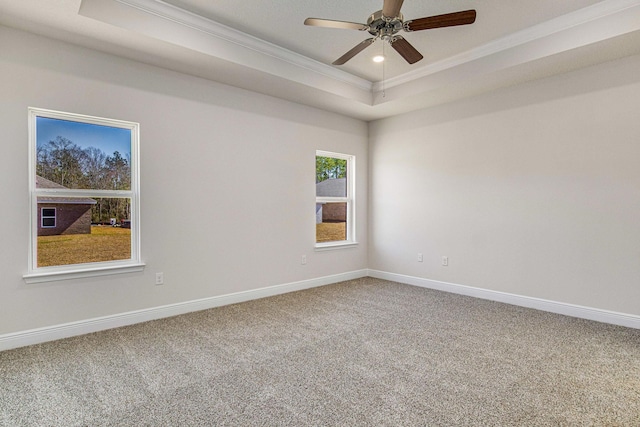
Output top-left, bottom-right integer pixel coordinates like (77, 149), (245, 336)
(1, 277), (639, 426)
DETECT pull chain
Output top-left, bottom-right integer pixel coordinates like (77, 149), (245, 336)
(382, 40), (386, 98)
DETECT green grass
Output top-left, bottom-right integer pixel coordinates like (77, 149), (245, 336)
(38, 226), (131, 267)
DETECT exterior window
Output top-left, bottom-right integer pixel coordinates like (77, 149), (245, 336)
(316, 151), (356, 247)
(25, 108), (143, 283)
(41, 208), (56, 228)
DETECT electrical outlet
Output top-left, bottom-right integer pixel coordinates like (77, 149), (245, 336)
(417, 253), (423, 262)
(301, 255), (307, 265)
(442, 256), (449, 267)
(155, 272), (164, 285)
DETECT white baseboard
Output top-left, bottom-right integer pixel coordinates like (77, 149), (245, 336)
(0, 269), (368, 352)
(368, 269), (640, 329)
(4, 268), (637, 352)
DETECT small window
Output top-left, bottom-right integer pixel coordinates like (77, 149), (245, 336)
(25, 108), (143, 283)
(41, 207), (56, 228)
(315, 151), (356, 248)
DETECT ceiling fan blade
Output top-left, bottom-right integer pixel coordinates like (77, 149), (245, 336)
(389, 36), (423, 64)
(304, 18), (368, 31)
(332, 38), (376, 65)
(382, 0), (404, 18)
(404, 10), (476, 32)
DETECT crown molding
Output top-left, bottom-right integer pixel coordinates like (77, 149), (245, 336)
(373, 0), (640, 92)
(108, 0), (372, 92)
(76, 0), (640, 118)
(121, 0), (640, 96)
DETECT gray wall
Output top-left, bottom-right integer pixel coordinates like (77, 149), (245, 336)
(369, 53), (640, 316)
(2, 22), (639, 339)
(0, 25), (368, 335)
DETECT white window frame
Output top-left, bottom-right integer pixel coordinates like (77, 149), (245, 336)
(24, 107), (144, 283)
(315, 150), (357, 250)
(41, 207), (57, 228)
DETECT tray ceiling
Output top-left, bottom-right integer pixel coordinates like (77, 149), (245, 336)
(1, 0), (640, 120)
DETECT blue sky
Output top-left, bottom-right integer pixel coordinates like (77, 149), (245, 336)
(36, 117), (131, 156)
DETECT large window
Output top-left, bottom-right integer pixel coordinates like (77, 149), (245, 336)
(315, 151), (356, 248)
(25, 108), (143, 283)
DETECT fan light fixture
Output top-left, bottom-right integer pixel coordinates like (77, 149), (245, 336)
(304, 0), (476, 66)
(373, 55), (385, 63)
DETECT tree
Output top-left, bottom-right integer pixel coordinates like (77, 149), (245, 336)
(105, 151), (130, 191)
(36, 136), (133, 224)
(316, 156), (347, 182)
(37, 136), (86, 188)
(100, 151), (131, 223)
(82, 146), (108, 189)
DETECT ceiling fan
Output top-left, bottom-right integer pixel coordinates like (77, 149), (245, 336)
(304, 0), (476, 65)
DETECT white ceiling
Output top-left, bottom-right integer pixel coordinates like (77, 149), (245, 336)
(2, 0), (640, 121)
(162, 0), (605, 81)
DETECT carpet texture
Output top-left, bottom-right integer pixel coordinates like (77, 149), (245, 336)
(1, 277), (639, 426)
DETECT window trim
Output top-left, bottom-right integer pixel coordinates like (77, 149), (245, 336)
(41, 207), (56, 228)
(24, 107), (144, 283)
(315, 150), (357, 249)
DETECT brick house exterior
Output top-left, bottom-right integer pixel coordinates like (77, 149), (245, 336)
(36, 175), (97, 236)
(315, 177), (347, 224)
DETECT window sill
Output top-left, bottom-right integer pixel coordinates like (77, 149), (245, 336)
(315, 241), (359, 251)
(23, 262), (146, 284)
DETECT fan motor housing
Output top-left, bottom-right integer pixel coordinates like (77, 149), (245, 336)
(367, 10), (403, 37)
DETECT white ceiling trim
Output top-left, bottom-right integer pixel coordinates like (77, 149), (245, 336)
(374, 0), (640, 92)
(80, 0), (377, 108)
(72, 0), (640, 120)
(111, 0), (372, 92)
(86, 0), (640, 103)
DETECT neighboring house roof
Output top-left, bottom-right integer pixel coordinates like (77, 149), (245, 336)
(36, 175), (68, 189)
(316, 177), (346, 197)
(36, 175), (97, 205)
